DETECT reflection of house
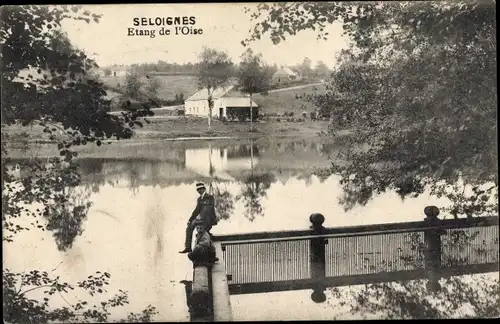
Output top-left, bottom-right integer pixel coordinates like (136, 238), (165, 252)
(272, 66), (302, 85)
(184, 145), (259, 178)
(184, 85), (259, 121)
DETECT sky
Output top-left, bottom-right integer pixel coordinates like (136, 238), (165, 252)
(60, 4), (349, 69)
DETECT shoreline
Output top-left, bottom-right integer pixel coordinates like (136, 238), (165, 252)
(3, 118), (341, 147)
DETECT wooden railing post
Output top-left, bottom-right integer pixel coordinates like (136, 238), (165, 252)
(309, 213), (327, 303)
(423, 206), (443, 292)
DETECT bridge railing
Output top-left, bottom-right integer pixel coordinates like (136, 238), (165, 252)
(213, 208), (499, 296)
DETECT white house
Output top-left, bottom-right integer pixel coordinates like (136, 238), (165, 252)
(105, 65), (128, 77)
(184, 85), (259, 121)
(272, 66), (302, 84)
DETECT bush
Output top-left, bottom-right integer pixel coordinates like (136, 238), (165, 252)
(276, 118), (281, 122)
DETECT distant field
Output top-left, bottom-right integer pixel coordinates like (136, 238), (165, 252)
(100, 75), (199, 101)
(253, 83), (327, 116)
(100, 74), (328, 115)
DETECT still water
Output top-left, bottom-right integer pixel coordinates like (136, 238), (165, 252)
(3, 138), (476, 321)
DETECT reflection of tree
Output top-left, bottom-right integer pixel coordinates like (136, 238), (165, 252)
(3, 153), (157, 323)
(45, 183), (93, 251)
(212, 184), (235, 221)
(77, 159), (104, 194)
(128, 165), (141, 196)
(297, 173), (314, 186)
(236, 173), (276, 221)
(144, 189), (165, 269)
(207, 143), (235, 222)
(3, 157), (93, 251)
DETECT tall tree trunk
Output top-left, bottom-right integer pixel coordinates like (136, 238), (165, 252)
(208, 143), (213, 188)
(249, 93), (253, 132)
(208, 95), (213, 131)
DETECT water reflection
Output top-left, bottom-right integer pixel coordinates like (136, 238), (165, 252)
(236, 173), (277, 221)
(6, 137), (476, 321)
(144, 188), (166, 269)
(61, 138), (337, 223)
(185, 142), (260, 181)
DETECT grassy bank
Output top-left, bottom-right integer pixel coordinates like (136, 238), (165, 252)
(2, 117), (334, 146)
(134, 117), (331, 140)
(255, 83), (327, 116)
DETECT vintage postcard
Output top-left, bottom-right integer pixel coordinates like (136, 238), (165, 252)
(1, 2), (498, 323)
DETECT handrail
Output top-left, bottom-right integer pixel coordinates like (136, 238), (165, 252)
(218, 221), (498, 246)
(213, 215), (499, 243)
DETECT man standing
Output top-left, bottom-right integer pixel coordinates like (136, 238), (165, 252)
(179, 182), (216, 254)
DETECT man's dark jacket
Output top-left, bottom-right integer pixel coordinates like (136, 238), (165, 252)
(188, 192), (216, 227)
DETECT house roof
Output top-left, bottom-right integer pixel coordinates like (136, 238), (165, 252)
(223, 97), (259, 108)
(273, 67), (299, 78)
(185, 83), (262, 104)
(283, 67), (298, 76)
(185, 85), (234, 101)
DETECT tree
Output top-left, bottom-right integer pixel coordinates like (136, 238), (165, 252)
(124, 71), (142, 100)
(242, 1), (498, 318)
(1, 5), (155, 322)
(103, 68), (112, 76)
(314, 60), (331, 79)
(196, 47), (234, 131)
(144, 75), (162, 100)
(3, 268), (158, 323)
(236, 48), (272, 130)
(298, 57), (312, 79)
(243, 0), (497, 215)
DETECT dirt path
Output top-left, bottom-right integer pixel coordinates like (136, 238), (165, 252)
(267, 82), (326, 93)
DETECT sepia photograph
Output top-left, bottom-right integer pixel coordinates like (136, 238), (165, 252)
(1, 2), (498, 322)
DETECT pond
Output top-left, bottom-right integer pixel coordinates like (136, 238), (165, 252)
(2, 138), (492, 321)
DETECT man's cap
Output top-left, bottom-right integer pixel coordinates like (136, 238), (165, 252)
(196, 182), (206, 190)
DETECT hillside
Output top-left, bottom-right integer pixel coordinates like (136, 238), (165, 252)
(253, 83), (327, 116)
(100, 75), (199, 101)
(100, 74), (328, 115)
